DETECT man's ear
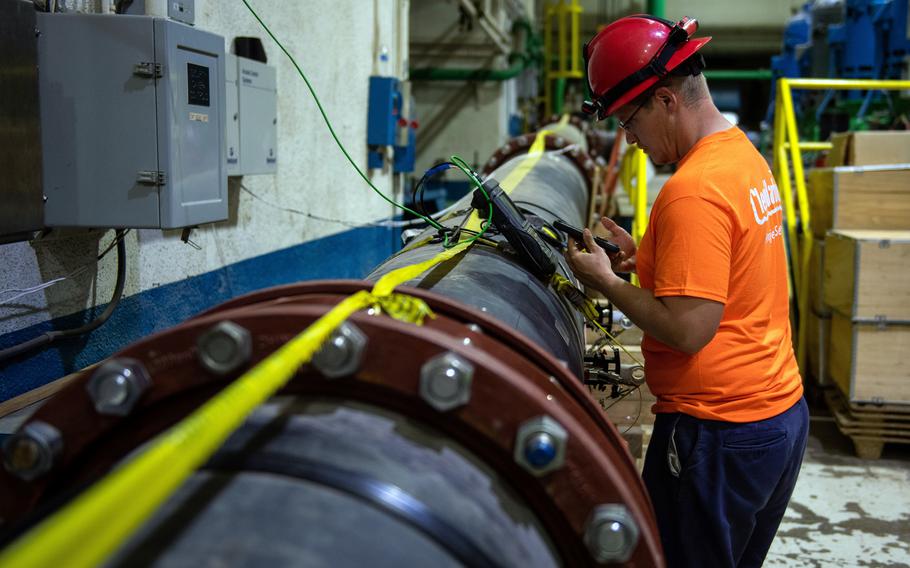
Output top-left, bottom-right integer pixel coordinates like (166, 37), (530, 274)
(654, 86), (677, 112)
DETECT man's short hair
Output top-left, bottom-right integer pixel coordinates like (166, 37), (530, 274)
(628, 61), (709, 109)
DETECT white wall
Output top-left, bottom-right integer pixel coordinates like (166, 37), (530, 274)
(0, 0), (406, 337)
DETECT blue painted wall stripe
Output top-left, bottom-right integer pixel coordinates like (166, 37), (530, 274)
(0, 226), (397, 403)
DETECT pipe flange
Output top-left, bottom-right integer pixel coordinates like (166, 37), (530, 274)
(482, 132), (597, 192)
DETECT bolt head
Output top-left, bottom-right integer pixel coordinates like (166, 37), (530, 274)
(419, 352), (474, 411)
(312, 322), (367, 379)
(86, 358), (151, 417)
(197, 321), (253, 376)
(523, 432), (558, 467)
(514, 415), (568, 476)
(584, 504), (640, 563)
(2, 421), (63, 481)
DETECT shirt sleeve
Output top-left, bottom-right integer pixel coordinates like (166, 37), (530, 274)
(650, 195), (733, 303)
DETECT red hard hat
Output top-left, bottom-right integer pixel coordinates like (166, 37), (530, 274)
(582, 15), (711, 119)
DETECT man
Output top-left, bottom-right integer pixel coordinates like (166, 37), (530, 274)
(565, 15), (809, 568)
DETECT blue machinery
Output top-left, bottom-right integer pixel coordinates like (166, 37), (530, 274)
(769, 0), (910, 128)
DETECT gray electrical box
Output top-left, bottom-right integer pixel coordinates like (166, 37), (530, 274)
(224, 54), (277, 176)
(239, 57), (277, 174)
(225, 54), (241, 176)
(37, 13), (227, 229)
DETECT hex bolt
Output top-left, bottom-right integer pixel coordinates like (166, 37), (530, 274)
(584, 504), (640, 564)
(312, 322), (367, 379)
(86, 358), (152, 417)
(514, 415), (568, 476)
(197, 321), (253, 376)
(419, 352), (474, 411)
(2, 421), (63, 481)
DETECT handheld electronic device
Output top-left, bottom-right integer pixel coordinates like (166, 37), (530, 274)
(471, 178), (557, 278)
(552, 219), (621, 254)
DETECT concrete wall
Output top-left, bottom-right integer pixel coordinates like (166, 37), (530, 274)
(0, 1), (409, 401)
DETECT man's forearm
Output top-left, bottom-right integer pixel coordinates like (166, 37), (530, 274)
(597, 275), (689, 352)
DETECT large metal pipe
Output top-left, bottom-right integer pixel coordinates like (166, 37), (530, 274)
(0, 123), (663, 567)
(370, 144), (590, 376)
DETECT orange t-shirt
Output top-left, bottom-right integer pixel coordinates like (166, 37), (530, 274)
(636, 127), (803, 422)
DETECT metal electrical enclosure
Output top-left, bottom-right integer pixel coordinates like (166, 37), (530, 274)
(0, 1), (44, 239)
(225, 54), (241, 176)
(37, 14), (227, 229)
(237, 56), (277, 175)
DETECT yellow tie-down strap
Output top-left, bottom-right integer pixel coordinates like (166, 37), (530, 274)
(0, 241), (472, 568)
(462, 129), (554, 236)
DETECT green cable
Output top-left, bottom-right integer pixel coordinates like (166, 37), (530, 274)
(240, 0), (445, 231)
(448, 155), (492, 248)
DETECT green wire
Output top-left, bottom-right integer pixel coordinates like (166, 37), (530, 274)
(448, 155), (492, 248)
(240, 0), (445, 231)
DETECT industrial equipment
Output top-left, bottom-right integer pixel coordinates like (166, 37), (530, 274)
(0, 119), (662, 567)
(768, 0), (910, 134)
(225, 53), (279, 176)
(0, 1), (228, 237)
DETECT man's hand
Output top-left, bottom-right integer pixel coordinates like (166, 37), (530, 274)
(599, 217), (636, 273)
(564, 228), (621, 293)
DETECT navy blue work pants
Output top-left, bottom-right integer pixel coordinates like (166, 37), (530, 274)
(642, 397), (809, 568)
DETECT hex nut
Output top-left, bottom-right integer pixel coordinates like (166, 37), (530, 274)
(86, 358), (152, 417)
(2, 421), (63, 481)
(312, 322), (367, 379)
(514, 415), (568, 476)
(197, 321), (253, 376)
(583, 504), (640, 564)
(620, 364), (646, 386)
(419, 352), (474, 411)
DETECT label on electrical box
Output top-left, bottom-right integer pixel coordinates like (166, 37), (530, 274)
(189, 112), (209, 123)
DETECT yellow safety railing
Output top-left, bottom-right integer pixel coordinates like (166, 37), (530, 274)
(618, 145), (649, 286)
(772, 77), (910, 371)
(543, 0), (583, 115)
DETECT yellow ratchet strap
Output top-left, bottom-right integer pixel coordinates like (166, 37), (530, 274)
(462, 129), (554, 236)
(550, 273), (644, 366)
(0, 241), (472, 568)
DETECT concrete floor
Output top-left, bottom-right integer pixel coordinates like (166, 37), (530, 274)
(764, 415), (910, 567)
(605, 386), (910, 568)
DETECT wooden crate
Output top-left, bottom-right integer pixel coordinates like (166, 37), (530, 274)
(826, 131), (910, 167)
(829, 313), (910, 405)
(808, 166), (910, 239)
(823, 230), (910, 321)
(807, 238), (830, 317)
(825, 388), (910, 459)
(806, 309), (831, 387)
